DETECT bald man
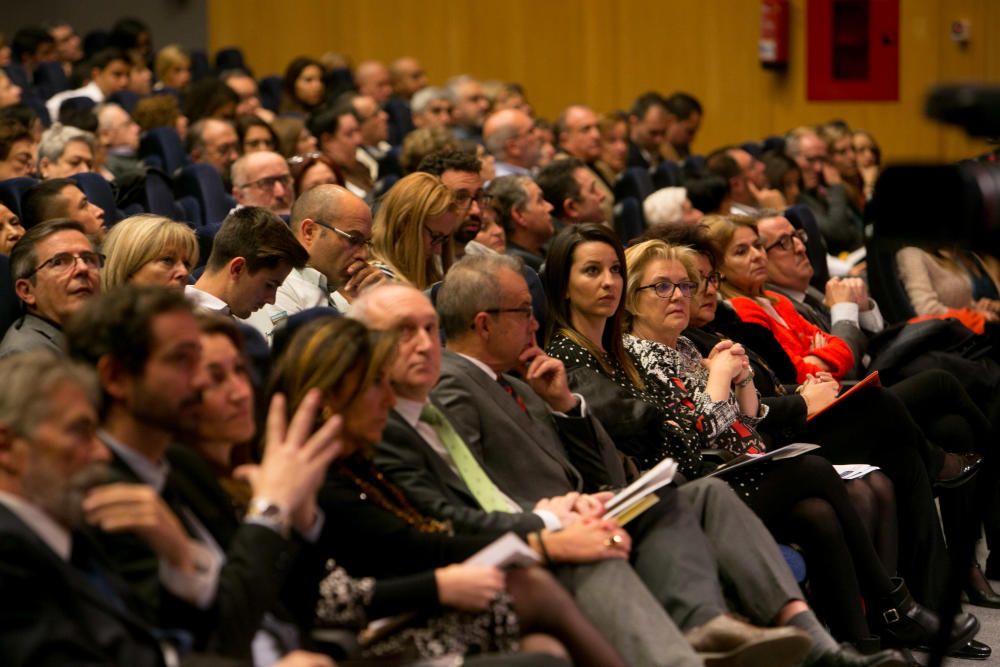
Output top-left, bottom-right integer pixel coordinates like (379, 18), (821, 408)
(484, 109), (541, 178)
(389, 57), (427, 101)
(241, 184), (384, 340)
(555, 105), (614, 225)
(231, 151), (294, 216)
(355, 60), (392, 106)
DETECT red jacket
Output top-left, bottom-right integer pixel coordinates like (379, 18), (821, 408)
(728, 291), (855, 382)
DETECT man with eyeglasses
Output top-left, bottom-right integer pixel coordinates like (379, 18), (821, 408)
(243, 185), (384, 340)
(349, 94), (393, 184)
(411, 87), (455, 130)
(96, 103), (141, 182)
(757, 212), (882, 377)
(785, 127), (860, 255)
(0, 219), (101, 358)
(231, 151), (295, 216)
(417, 148), (490, 255)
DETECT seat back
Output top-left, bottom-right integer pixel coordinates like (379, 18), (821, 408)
(70, 172), (122, 227)
(740, 141), (763, 159)
(215, 47), (249, 75)
(613, 167), (655, 204)
(142, 169), (187, 220)
(189, 49), (212, 82)
(108, 90), (140, 113)
(683, 154), (706, 173)
(139, 126), (188, 177)
(0, 254), (21, 339)
(866, 237), (916, 324)
(614, 196), (645, 246)
(0, 177), (40, 219)
(32, 62), (70, 100)
(652, 160), (682, 190)
(258, 75), (283, 113)
(177, 164), (232, 226)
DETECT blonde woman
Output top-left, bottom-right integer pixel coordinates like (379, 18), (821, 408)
(101, 214), (198, 290)
(154, 45), (191, 91)
(371, 172), (457, 289)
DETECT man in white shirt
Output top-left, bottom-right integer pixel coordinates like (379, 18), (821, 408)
(46, 48), (130, 121)
(243, 185), (384, 341)
(187, 206), (308, 319)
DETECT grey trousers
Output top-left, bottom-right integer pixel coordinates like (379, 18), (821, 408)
(679, 477), (805, 624)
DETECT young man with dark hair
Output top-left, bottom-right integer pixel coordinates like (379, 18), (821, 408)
(188, 206), (308, 318)
(627, 91), (669, 170)
(46, 48), (131, 121)
(536, 157), (607, 226)
(21, 178), (105, 238)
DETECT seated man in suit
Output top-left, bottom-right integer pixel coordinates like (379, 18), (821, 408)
(0, 351), (166, 666)
(354, 281), (847, 667)
(360, 262), (903, 667)
(1, 219), (100, 358)
(66, 285), (341, 662)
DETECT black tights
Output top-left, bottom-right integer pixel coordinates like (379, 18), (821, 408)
(845, 472), (898, 576)
(744, 455), (892, 643)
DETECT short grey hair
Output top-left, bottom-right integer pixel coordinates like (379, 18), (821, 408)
(411, 86), (454, 115)
(436, 253), (524, 341)
(446, 74), (476, 98)
(486, 175), (532, 234)
(0, 351), (100, 438)
(37, 123), (96, 167)
(643, 187), (688, 226)
(784, 126), (819, 159)
(483, 115), (519, 159)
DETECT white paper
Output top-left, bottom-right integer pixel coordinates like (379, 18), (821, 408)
(604, 457), (678, 520)
(464, 532), (541, 569)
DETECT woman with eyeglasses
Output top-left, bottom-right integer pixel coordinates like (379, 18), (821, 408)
(371, 172), (458, 289)
(540, 223), (978, 657)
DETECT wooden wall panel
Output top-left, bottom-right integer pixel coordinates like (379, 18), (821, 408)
(208, 0), (998, 163)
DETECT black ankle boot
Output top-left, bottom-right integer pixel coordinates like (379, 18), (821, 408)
(875, 577), (979, 653)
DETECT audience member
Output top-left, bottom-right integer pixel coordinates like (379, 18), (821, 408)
(280, 57), (325, 115)
(707, 146), (784, 215)
(411, 86), (455, 130)
(536, 157), (607, 229)
(231, 150), (294, 215)
(188, 206), (308, 318)
(762, 152), (802, 207)
(349, 93), (391, 181)
(235, 115), (278, 154)
(489, 175), (553, 272)
(662, 92), (703, 161)
(126, 50), (152, 96)
(271, 116), (316, 158)
(187, 117), (239, 181)
(594, 111), (628, 189)
(49, 22), (83, 75)
(133, 94), (187, 140)
(485, 108), (542, 178)
(417, 148), (488, 254)
(46, 48), (131, 121)
(108, 18), (152, 60)
(555, 105), (614, 223)
(153, 44), (190, 91)
(853, 128), (880, 199)
(0, 351), (167, 666)
(221, 69), (274, 123)
(182, 78), (239, 122)
(389, 56), (428, 101)
(21, 178), (105, 239)
(354, 60), (392, 106)
(0, 70), (23, 110)
(643, 187), (703, 226)
(95, 102), (141, 180)
(244, 184), (383, 340)
(1, 219), (101, 357)
(37, 123), (95, 179)
(400, 126), (457, 173)
(308, 102), (368, 198)
(288, 151), (343, 194)
(0, 118), (34, 180)
(627, 92), (669, 170)
(448, 75), (490, 144)
(0, 202), (25, 254)
(10, 26), (56, 83)
(101, 214), (198, 290)
(371, 171), (456, 288)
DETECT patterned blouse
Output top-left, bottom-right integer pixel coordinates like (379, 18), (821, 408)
(624, 334), (768, 454)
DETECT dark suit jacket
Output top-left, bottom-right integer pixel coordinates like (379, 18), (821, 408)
(626, 141), (653, 170)
(91, 449), (292, 657)
(433, 351), (627, 498)
(0, 504), (165, 667)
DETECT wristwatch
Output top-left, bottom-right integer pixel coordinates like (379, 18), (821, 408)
(245, 497), (291, 537)
(735, 368), (756, 388)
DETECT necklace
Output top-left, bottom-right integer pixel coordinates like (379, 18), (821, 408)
(341, 457), (452, 535)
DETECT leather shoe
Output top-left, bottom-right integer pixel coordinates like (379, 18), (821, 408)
(685, 614), (812, 667)
(917, 639), (992, 661)
(875, 578), (979, 652)
(966, 563), (1000, 608)
(934, 452), (983, 489)
(808, 644), (908, 667)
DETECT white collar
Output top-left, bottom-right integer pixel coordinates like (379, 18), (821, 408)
(456, 352), (498, 381)
(0, 490), (71, 561)
(185, 285), (230, 316)
(394, 396), (428, 429)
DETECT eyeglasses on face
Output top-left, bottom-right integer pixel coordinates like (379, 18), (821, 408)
(452, 191), (494, 211)
(636, 279), (699, 299)
(700, 271), (722, 290)
(26, 251), (104, 278)
(313, 220), (372, 249)
(764, 229), (808, 253)
(483, 307), (534, 320)
(424, 226), (450, 247)
(240, 174), (292, 191)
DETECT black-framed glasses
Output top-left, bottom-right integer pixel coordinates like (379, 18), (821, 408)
(425, 226), (450, 247)
(240, 173), (293, 191)
(26, 251), (104, 278)
(313, 220), (372, 250)
(764, 229), (808, 253)
(700, 271), (722, 290)
(452, 190), (493, 211)
(636, 279), (698, 299)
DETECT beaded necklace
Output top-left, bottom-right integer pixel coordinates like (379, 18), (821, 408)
(341, 456), (453, 535)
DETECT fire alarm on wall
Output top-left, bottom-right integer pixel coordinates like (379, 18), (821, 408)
(951, 19), (971, 44)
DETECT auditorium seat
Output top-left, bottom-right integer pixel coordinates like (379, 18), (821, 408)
(652, 160), (682, 190)
(0, 177), (39, 219)
(740, 141), (763, 159)
(108, 90), (140, 113)
(215, 47), (250, 76)
(614, 166), (655, 204)
(258, 75), (283, 113)
(0, 254), (21, 338)
(614, 196), (645, 246)
(139, 126), (189, 177)
(762, 135), (786, 155)
(866, 236), (917, 325)
(177, 164), (233, 226)
(683, 154), (706, 173)
(31, 62), (70, 100)
(189, 49), (212, 82)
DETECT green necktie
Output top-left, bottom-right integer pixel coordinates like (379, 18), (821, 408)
(420, 403), (513, 513)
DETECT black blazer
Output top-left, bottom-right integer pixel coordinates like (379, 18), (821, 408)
(0, 504), (165, 667)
